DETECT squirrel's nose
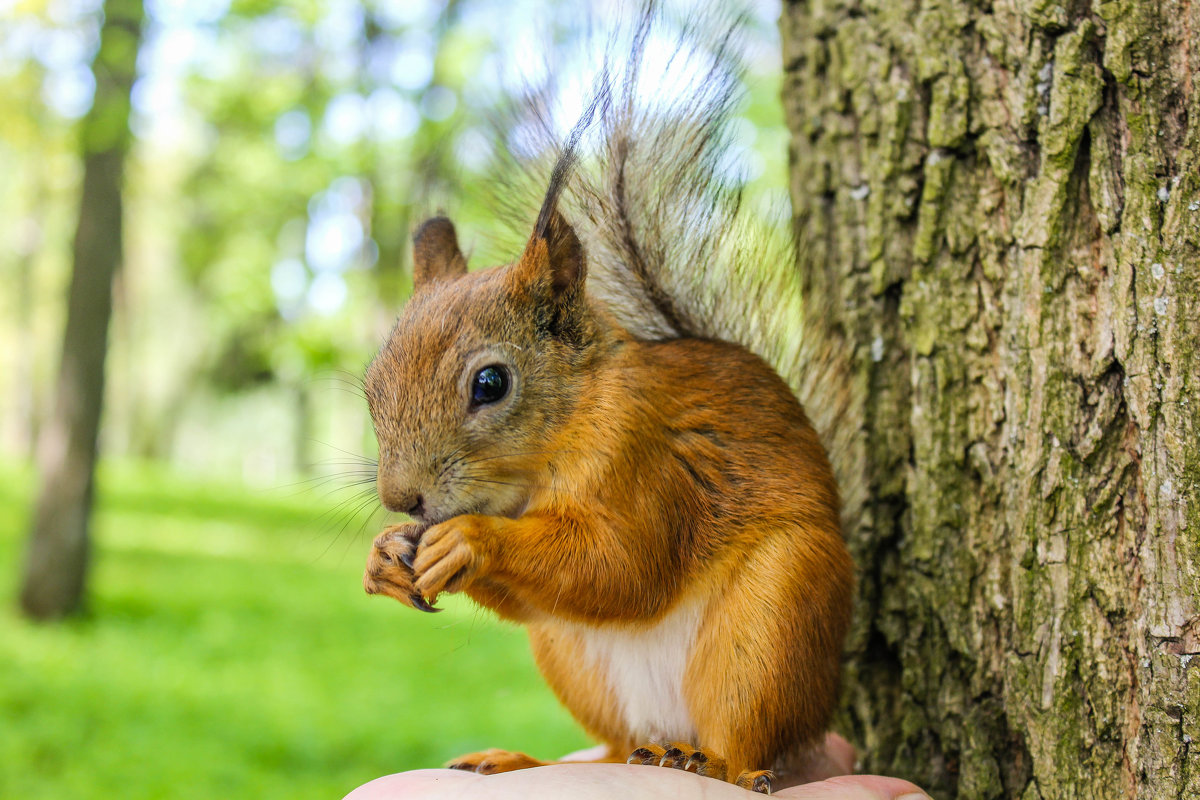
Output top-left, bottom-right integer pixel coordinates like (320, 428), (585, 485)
(377, 477), (425, 518)
(407, 495), (425, 518)
(385, 490), (423, 517)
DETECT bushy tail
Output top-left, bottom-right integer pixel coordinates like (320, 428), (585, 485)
(492, 2), (864, 530)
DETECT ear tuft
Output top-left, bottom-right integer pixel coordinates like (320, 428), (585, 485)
(412, 217), (468, 289)
(519, 210), (585, 297)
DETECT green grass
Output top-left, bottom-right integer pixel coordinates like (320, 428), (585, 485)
(0, 461), (589, 799)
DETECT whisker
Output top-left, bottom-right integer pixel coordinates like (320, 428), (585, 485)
(327, 491), (383, 541)
(438, 446), (470, 481)
(308, 376), (368, 404)
(310, 368), (368, 390)
(310, 442), (379, 466)
(312, 486), (378, 525)
(314, 489), (374, 520)
(325, 385), (369, 401)
(465, 448), (580, 465)
(273, 471), (377, 501)
(289, 465), (377, 478)
(318, 493), (384, 562)
(458, 477), (553, 491)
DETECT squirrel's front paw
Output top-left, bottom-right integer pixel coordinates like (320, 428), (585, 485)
(411, 516), (491, 604)
(364, 523), (439, 612)
(446, 748), (546, 774)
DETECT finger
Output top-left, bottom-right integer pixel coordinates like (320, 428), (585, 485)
(368, 529), (418, 577)
(414, 548), (470, 599)
(822, 732), (857, 775)
(780, 731), (858, 786)
(411, 530), (456, 576)
(363, 573), (430, 612)
(775, 775), (930, 800)
(373, 523), (421, 549)
(342, 765), (931, 800)
(413, 521), (447, 551)
(342, 769), (480, 799)
(442, 566), (473, 595)
(344, 764), (771, 799)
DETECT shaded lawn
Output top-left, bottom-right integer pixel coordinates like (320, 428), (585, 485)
(0, 461), (588, 799)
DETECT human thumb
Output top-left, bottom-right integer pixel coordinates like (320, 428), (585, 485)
(774, 774), (930, 800)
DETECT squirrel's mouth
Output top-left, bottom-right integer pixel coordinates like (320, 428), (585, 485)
(408, 498), (485, 529)
(410, 492), (531, 533)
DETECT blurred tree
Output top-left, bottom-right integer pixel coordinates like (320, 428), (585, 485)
(0, 0), (789, 483)
(20, 0), (145, 619)
(168, 0), (493, 474)
(0, 7), (77, 460)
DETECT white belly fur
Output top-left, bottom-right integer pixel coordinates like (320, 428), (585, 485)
(571, 597), (705, 742)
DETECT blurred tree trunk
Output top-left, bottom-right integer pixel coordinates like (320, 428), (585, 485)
(20, 0), (145, 620)
(781, 1), (1199, 798)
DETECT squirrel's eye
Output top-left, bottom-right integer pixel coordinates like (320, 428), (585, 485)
(471, 365), (509, 406)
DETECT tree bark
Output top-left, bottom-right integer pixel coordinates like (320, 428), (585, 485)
(20, 0), (144, 620)
(781, 1), (1199, 798)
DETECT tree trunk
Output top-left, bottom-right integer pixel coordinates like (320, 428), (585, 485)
(20, 0), (145, 620)
(781, 1), (1199, 798)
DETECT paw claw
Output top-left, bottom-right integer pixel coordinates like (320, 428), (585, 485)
(364, 523), (434, 611)
(631, 741), (734, 782)
(409, 593), (440, 613)
(658, 746), (686, 768)
(736, 770), (775, 794)
(627, 747), (659, 765)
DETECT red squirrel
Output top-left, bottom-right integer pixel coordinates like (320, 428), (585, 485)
(360, 5), (855, 793)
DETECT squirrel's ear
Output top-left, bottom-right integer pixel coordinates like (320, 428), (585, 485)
(515, 209), (585, 297)
(412, 217), (468, 289)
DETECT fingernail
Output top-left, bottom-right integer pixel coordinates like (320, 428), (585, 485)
(897, 793), (932, 800)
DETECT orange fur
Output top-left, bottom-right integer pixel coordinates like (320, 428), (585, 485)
(362, 213), (854, 791)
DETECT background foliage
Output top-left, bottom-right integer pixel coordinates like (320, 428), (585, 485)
(0, 0), (787, 796)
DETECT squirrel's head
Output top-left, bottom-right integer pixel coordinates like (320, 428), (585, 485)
(365, 211), (607, 525)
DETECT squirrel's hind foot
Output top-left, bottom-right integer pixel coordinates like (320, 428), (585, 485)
(627, 742), (773, 793)
(736, 769), (775, 794)
(445, 748), (547, 774)
(627, 742), (726, 779)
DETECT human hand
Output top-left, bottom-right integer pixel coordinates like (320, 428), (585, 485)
(342, 735), (929, 799)
(343, 766), (927, 799)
